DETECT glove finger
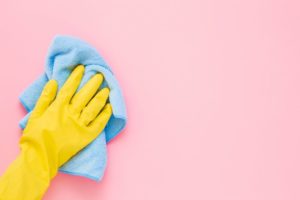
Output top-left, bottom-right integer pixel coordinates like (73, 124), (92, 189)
(79, 87), (109, 125)
(71, 73), (103, 113)
(89, 103), (112, 135)
(57, 65), (84, 103)
(31, 79), (58, 118)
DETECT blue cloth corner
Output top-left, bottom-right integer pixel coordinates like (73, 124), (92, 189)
(19, 35), (127, 181)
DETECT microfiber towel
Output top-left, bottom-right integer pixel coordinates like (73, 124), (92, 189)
(19, 35), (127, 181)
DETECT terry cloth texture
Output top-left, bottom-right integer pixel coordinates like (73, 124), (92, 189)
(19, 35), (127, 181)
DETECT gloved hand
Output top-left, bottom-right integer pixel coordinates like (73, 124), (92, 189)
(0, 65), (112, 200)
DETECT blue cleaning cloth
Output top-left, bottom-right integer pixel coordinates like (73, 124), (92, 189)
(19, 35), (127, 181)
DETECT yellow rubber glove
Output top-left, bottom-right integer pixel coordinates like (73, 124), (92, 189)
(0, 65), (112, 200)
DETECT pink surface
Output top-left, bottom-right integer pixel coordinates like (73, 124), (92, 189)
(0, 0), (300, 199)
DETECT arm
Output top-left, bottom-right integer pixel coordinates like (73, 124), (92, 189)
(0, 65), (112, 200)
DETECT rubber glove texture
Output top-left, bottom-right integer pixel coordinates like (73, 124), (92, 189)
(0, 65), (112, 200)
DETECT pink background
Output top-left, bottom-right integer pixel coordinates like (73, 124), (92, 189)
(0, 0), (300, 199)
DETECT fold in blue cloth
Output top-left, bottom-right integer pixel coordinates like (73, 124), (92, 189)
(19, 35), (127, 181)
